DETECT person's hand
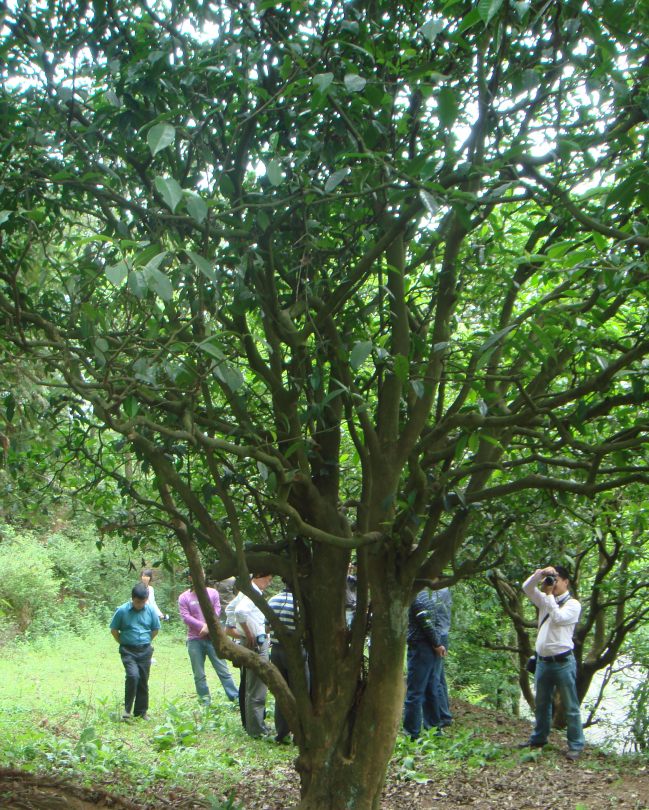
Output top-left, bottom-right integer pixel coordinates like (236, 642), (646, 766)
(435, 645), (447, 658)
(199, 623), (209, 636)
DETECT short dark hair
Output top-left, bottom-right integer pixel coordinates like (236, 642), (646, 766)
(555, 565), (571, 582)
(141, 568), (154, 580)
(251, 572), (273, 580)
(132, 582), (149, 600)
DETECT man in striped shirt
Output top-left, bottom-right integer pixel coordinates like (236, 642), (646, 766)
(268, 586), (303, 743)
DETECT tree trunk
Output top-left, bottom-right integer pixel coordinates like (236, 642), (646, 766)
(293, 580), (408, 810)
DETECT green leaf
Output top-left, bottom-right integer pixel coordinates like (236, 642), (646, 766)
(393, 354), (409, 383)
(458, 8), (482, 33)
(530, 322), (557, 361)
(218, 365), (244, 392)
(478, 324), (517, 354)
(134, 244), (164, 267)
(186, 195), (208, 224)
(284, 441), (306, 458)
(522, 69), (541, 91)
(147, 122), (176, 157)
(437, 87), (458, 129)
(185, 250), (215, 281)
(0, 211), (12, 226)
(592, 232), (608, 252)
(411, 380), (425, 399)
(419, 189), (439, 216)
(255, 210), (269, 231)
(148, 268), (174, 302)
(479, 433), (503, 449)
(123, 396), (139, 418)
(547, 241), (574, 259)
(4, 393), (14, 422)
(128, 270), (148, 299)
(105, 261), (128, 287)
(420, 19), (445, 42)
(105, 89), (121, 107)
(199, 341), (226, 361)
(322, 387), (346, 407)
(281, 54), (292, 82)
(266, 159), (283, 186)
(344, 74), (367, 93)
(350, 341), (373, 370)
(154, 176), (183, 213)
(325, 168), (350, 193)
(314, 73), (334, 93)
(513, 1), (530, 19)
(477, 0), (504, 25)
(144, 251), (168, 272)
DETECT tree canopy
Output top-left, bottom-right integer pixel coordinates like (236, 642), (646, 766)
(3, 0), (649, 807)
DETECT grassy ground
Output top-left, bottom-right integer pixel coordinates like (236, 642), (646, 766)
(0, 625), (295, 804)
(1, 627), (648, 810)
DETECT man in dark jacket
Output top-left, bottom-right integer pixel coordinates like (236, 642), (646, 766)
(403, 587), (447, 741)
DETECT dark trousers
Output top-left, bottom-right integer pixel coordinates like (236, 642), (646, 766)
(238, 666), (247, 729)
(403, 641), (444, 740)
(119, 644), (153, 716)
(270, 643), (310, 741)
(436, 634), (452, 726)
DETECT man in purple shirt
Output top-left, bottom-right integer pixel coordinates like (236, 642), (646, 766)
(178, 570), (238, 704)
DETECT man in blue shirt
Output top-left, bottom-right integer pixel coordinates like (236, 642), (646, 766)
(110, 582), (161, 720)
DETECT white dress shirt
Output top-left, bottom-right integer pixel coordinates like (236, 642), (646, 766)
(522, 573), (581, 657)
(233, 583), (267, 638)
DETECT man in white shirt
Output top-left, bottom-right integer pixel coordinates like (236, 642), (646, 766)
(234, 573), (273, 737)
(520, 565), (584, 760)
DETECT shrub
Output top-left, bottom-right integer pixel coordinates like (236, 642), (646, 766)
(0, 522), (177, 640)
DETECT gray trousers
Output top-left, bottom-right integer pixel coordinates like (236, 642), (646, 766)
(245, 638), (269, 737)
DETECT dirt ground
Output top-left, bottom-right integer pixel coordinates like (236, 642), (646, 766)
(2, 700), (648, 810)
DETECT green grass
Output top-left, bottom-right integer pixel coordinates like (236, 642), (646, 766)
(0, 626), (295, 801)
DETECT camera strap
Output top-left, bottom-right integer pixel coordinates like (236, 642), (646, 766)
(538, 595), (573, 629)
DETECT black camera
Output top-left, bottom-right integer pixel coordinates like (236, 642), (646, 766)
(543, 575), (558, 587)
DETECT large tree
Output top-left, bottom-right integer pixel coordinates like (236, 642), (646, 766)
(3, 0), (649, 807)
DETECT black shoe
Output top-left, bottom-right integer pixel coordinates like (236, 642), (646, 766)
(565, 749), (582, 761)
(518, 741), (545, 749)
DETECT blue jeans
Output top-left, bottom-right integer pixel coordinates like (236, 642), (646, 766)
(187, 638), (238, 703)
(531, 653), (584, 750)
(403, 641), (445, 739)
(436, 635), (452, 726)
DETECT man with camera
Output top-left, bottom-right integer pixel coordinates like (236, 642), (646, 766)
(520, 565), (584, 760)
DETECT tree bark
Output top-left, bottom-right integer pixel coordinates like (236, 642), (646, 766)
(292, 577), (408, 810)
